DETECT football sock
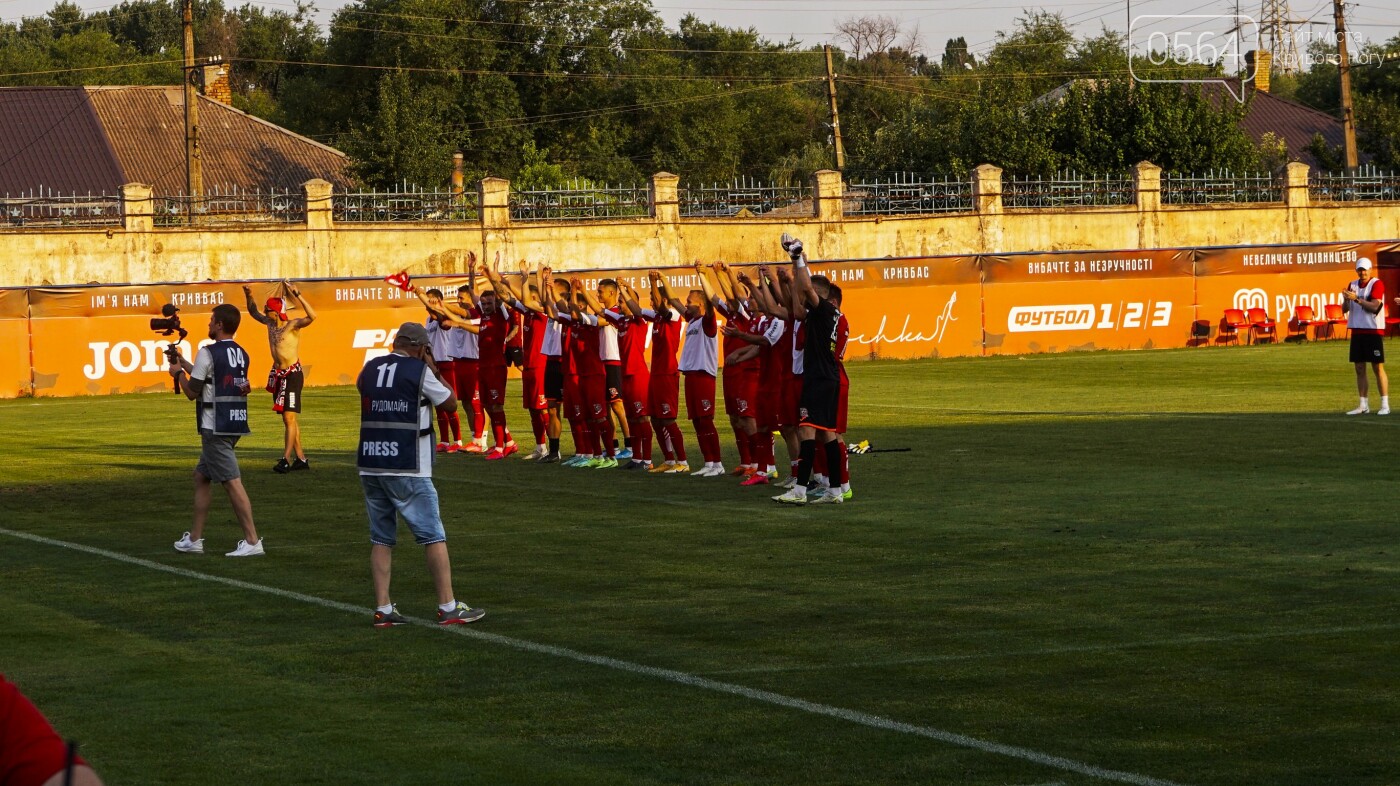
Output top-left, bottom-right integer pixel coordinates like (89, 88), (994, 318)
(471, 403), (485, 439)
(654, 420), (675, 461)
(598, 419), (616, 457)
(549, 437), (560, 454)
(1384, 396), (1391, 409)
(634, 420), (653, 463)
(435, 412), (450, 442)
(797, 439), (816, 485)
(447, 411), (461, 441)
(492, 422), (507, 449)
(824, 440), (844, 489)
(666, 422), (688, 462)
(838, 440), (850, 484)
(733, 425), (752, 467)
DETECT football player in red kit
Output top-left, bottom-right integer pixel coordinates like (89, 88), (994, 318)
(678, 262), (725, 476)
(648, 270), (689, 473)
(613, 281), (655, 470)
(412, 287), (464, 453)
(485, 261), (552, 461)
(706, 262), (762, 478)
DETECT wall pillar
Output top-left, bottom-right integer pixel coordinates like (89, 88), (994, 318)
(1134, 161), (1162, 250)
(303, 179), (333, 230)
(480, 177), (511, 230)
(121, 183), (153, 232)
(972, 164), (1003, 215)
(1282, 161), (1310, 209)
(812, 169), (844, 220)
(650, 171), (680, 223)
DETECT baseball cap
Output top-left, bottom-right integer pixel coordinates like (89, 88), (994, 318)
(1356, 257), (1373, 271)
(265, 297), (287, 318)
(395, 322), (430, 347)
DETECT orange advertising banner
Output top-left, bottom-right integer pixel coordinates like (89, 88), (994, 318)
(0, 289), (30, 397)
(1191, 243), (1395, 342)
(981, 249), (1196, 355)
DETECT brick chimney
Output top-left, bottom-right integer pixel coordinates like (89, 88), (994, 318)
(1245, 50), (1271, 93)
(200, 60), (232, 105)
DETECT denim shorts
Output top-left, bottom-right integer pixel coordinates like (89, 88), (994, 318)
(360, 475), (447, 547)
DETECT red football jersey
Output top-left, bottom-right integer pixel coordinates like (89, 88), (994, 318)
(836, 313), (849, 363)
(521, 310), (548, 364)
(651, 309), (681, 376)
(575, 322), (604, 376)
(622, 314), (651, 377)
(477, 307), (511, 368)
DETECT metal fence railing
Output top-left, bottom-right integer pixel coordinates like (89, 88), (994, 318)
(153, 187), (307, 226)
(1003, 171), (1136, 208)
(1, 191), (123, 228)
(1309, 166), (1400, 203)
(1161, 171), (1282, 205)
(510, 182), (650, 222)
(333, 186), (479, 223)
(843, 174), (974, 215)
(679, 178), (811, 218)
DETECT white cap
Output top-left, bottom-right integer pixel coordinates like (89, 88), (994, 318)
(1357, 257), (1373, 271)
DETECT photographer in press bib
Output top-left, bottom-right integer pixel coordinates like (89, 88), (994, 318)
(168, 303), (266, 557)
(357, 322), (485, 628)
(1343, 257), (1389, 416)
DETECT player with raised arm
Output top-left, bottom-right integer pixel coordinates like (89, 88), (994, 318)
(575, 278), (633, 462)
(615, 280), (654, 470)
(648, 269), (689, 473)
(449, 281), (488, 453)
(244, 280), (316, 473)
(540, 269), (575, 463)
(569, 277), (619, 468)
(711, 263), (756, 476)
(774, 235), (846, 505)
(726, 267), (786, 486)
(681, 262), (726, 476)
(487, 260), (551, 460)
(410, 287), (463, 454)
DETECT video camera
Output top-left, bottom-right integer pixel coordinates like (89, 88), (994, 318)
(150, 304), (188, 393)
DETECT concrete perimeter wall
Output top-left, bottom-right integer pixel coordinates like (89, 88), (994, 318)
(1, 164), (1397, 288)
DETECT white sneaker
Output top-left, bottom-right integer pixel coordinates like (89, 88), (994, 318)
(1347, 405), (1370, 415)
(1379, 407), (1391, 416)
(696, 464), (726, 477)
(173, 532), (204, 554)
(226, 539), (265, 557)
(778, 476), (799, 490)
(810, 488), (844, 505)
(773, 487), (808, 505)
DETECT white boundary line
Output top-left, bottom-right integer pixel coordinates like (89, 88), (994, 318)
(1, 526), (1186, 786)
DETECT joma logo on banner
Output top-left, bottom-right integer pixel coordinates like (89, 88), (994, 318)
(84, 339), (210, 380)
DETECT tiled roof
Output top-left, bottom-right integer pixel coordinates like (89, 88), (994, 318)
(1235, 89), (1353, 168)
(0, 86), (352, 196)
(0, 87), (127, 197)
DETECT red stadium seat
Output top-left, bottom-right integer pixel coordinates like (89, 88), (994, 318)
(1324, 303), (1348, 340)
(1221, 309), (1249, 345)
(1247, 307), (1277, 344)
(1289, 305), (1316, 341)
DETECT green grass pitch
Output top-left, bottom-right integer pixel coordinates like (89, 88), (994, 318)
(2, 342), (1396, 786)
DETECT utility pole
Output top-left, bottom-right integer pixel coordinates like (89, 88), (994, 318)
(1333, 0), (1358, 168)
(182, 0), (202, 214)
(823, 44), (845, 173)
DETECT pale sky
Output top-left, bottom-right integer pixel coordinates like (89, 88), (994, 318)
(1, 0), (1396, 62)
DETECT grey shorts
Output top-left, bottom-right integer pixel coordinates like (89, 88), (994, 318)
(196, 431), (242, 482)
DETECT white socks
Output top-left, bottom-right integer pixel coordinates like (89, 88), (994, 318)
(377, 604), (394, 615)
(438, 600), (457, 613)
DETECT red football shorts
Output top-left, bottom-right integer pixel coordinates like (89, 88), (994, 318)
(649, 373), (680, 420)
(756, 375), (783, 430)
(521, 363), (548, 410)
(453, 360), (481, 408)
(684, 371), (716, 420)
(836, 365), (849, 434)
(436, 359), (458, 396)
(778, 373), (802, 428)
(722, 367), (758, 418)
(580, 373), (608, 422)
(622, 373), (650, 420)
(563, 373), (584, 421)
(478, 364), (508, 409)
